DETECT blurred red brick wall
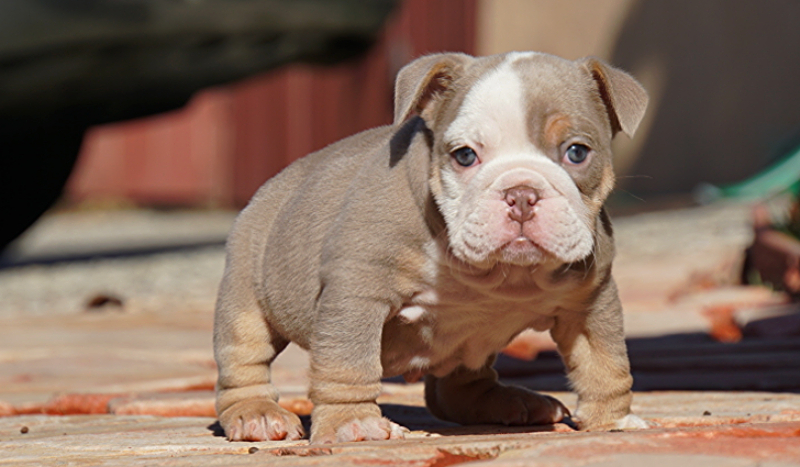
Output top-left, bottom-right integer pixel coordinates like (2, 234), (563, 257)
(66, 0), (476, 207)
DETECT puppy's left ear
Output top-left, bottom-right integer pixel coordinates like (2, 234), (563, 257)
(394, 53), (473, 125)
(579, 57), (649, 138)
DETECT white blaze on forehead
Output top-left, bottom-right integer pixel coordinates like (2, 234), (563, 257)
(445, 52), (539, 157)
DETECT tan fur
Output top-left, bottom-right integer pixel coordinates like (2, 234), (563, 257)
(544, 114), (572, 148)
(214, 51), (649, 443)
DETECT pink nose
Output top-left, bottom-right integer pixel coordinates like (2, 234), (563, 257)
(505, 186), (539, 223)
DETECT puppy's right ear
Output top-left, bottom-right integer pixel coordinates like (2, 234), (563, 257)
(393, 53), (472, 125)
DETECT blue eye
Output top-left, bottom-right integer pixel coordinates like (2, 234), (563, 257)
(451, 147), (479, 167)
(565, 144), (590, 164)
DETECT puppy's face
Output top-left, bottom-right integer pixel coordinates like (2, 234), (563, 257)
(404, 52), (647, 270)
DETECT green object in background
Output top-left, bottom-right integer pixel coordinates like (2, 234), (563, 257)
(695, 144), (800, 203)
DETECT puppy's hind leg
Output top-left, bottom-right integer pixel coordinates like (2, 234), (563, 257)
(214, 273), (303, 442)
(424, 357), (569, 427)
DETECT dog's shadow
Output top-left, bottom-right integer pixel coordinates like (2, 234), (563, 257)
(380, 403), (574, 436)
(207, 404), (572, 440)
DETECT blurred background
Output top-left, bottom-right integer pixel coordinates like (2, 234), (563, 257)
(1, 0), (799, 418)
(6, 0), (800, 241)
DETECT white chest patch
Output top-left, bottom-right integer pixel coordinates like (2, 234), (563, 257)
(398, 305), (426, 323)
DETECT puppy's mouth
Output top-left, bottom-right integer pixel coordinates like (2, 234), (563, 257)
(499, 236), (548, 266)
(502, 236), (538, 250)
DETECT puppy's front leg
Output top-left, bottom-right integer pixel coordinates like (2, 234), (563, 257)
(550, 278), (647, 430)
(308, 294), (406, 444)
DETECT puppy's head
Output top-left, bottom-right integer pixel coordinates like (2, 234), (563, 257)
(395, 52), (648, 269)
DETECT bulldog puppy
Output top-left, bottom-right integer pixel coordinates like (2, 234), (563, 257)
(214, 51), (649, 444)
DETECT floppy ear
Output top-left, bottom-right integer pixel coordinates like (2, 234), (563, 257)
(579, 57), (649, 137)
(393, 53), (473, 125)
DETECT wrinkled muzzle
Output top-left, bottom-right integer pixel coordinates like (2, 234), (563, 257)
(440, 157), (595, 267)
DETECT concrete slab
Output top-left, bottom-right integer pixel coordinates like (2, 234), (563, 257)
(0, 312), (217, 407)
(1, 415), (799, 466)
(0, 311), (310, 409)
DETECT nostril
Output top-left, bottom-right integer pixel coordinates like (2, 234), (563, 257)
(504, 186), (538, 204)
(504, 186), (538, 223)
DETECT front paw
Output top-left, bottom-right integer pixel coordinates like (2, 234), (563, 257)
(310, 402), (408, 444)
(577, 406), (650, 431)
(614, 414), (650, 429)
(574, 390), (650, 431)
(218, 397), (304, 441)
